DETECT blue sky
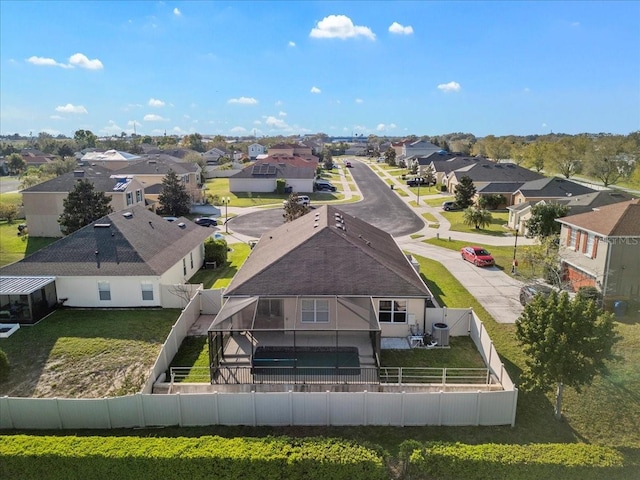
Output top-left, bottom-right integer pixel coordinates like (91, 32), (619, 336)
(1, 1), (639, 139)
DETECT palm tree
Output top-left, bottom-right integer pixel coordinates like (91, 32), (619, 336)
(463, 207), (493, 230)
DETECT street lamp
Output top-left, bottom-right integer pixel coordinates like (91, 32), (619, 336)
(512, 222), (519, 274)
(223, 196), (230, 233)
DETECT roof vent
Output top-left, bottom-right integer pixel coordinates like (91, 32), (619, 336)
(122, 212), (133, 218)
(73, 170), (85, 177)
(178, 222), (186, 228)
(314, 222), (319, 228)
(94, 223), (111, 228)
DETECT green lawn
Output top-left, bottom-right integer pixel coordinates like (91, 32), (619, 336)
(421, 212), (439, 224)
(423, 195), (455, 207)
(442, 210), (510, 236)
(188, 241), (252, 289)
(0, 309), (180, 398)
(0, 221), (58, 267)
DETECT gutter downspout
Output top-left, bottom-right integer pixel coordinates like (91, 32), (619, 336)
(601, 236), (613, 304)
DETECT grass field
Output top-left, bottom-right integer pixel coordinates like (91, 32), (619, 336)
(188, 241), (251, 289)
(0, 309), (179, 398)
(0, 221), (57, 267)
(441, 210), (511, 236)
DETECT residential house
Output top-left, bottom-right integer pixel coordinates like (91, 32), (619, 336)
(413, 151), (457, 180)
(447, 161), (544, 205)
(20, 148), (57, 169)
(208, 205), (435, 383)
(512, 177), (597, 206)
(115, 154), (203, 204)
(429, 155), (491, 186)
(344, 145), (367, 156)
(300, 139), (323, 155)
(401, 140), (441, 161)
(21, 165), (147, 237)
(140, 146), (198, 160)
(267, 143), (317, 162)
(81, 149), (142, 170)
(248, 143), (265, 160)
(202, 147), (230, 164)
(229, 160), (316, 193)
(0, 205), (215, 322)
(556, 199), (640, 300)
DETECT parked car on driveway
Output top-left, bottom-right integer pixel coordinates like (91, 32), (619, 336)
(461, 246), (495, 267)
(406, 177), (434, 187)
(314, 180), (337, 192)
(442, 201), (461, 211)
(194, 217), (218, 227)
(519, 284), (555, 306)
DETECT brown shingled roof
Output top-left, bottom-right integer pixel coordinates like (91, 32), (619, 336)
(557, 199), (640, 236)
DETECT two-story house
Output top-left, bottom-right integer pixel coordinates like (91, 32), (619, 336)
(248, 143), (265, 160)
(21, 166), (147, 237)
(556, 199), (640, 302)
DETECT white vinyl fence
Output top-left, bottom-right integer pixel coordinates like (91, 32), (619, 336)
(0, 307), (518, 429)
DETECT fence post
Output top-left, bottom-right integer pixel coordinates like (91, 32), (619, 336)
(442, 368), (447, 386)
(488, 341), (493, 366)
(213, 391), (219, 425)
(1, 397), (14, 429)
(251, 390), (257, 427)
(326, 390), (331, 426)
(136, 393), (146, 428)
(55, 398), (63, 429)
(105, 397), (113, 429)
(476, 390), (482, 426)
(400, 391), (406, 427)
(176, 393), (183, 427)
(438, 391), (443, 426)
(288, 390), (293, 426)
(511, 388), (519, 427)
(363, 391), (368, 426)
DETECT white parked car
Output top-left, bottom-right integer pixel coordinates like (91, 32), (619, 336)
(283, 195), (310, 207)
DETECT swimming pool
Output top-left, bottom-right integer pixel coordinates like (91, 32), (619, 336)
(252, 346), (360, 376)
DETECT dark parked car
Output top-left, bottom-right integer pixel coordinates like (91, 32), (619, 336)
(461, 246), (495, 267)
(519, 284), (555, 306)
(345, 161), (353, 168)
(442, 201), (461, 211)
(314, 181), (337, 192)
(406, 177), (434, 187)
(194, 217), (218, 227)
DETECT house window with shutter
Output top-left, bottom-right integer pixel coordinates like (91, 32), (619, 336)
(574, 231), (581, 251)
(566, 227), (573, 246)
(585, 234), (596, 257)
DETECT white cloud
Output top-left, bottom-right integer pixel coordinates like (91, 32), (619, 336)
(310, 15), (375, 41)
(523, 87), (531, 93)
(144, 114), (168, 121)
(173, 7), (181, 16)
(253, 120), (262, 125)
(228, 97), (258, 105)
(376, 124), (387, 131)
(389, 22), (414, 35)
(173, 126), (185, 134)
(274, 100), (283, 106)
(26, 56), (70, 68)
(310, 86), (321, 94)
(148, 98), (166, 107)
(265, 116), (289, 129)
(288, 41), (296, 47)
(355, 98), (363, 103)
(49, 115), (63, 120)
(55, 103), (88, 114)
(68, 53), (104, 70)
(101, 120), (123, 135)
(127, 120), (141, 128)
(230, 126), (247, 134)
(279, 111), (287, 117)
(437, 81), (461, 93)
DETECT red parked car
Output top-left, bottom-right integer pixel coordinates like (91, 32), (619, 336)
(461, 246), (495, 267)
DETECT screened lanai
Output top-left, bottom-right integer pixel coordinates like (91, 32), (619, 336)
(207, 295), (382, 385)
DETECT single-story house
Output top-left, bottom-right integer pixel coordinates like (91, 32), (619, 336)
(556, 199), (640, 298)
(81, 149), (142, 171)
(208, 205), (436, 384)
(21, 166), (147, 238)
(229, 161), (316, 193)
(0, 205), (215, 321)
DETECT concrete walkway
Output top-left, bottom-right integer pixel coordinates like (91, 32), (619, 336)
(221, 158), (534, 323)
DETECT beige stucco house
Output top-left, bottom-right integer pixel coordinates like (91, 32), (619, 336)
(0, 205), (216, 318)
(21, 166), (146, 238)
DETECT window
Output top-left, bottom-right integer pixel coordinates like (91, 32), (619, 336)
(378, 300), (407, 323)
(190, 252), (194, 269)
(301, 299), (329, 323)
(136, 189), (142, 203)
(98, 281), (111, 301)
(257, 298), (283, 318)
(126, 192), (133, 206)
(183, 258), (187, 276)
(141, 283), (154, 301)
(585, 233), (595, 257)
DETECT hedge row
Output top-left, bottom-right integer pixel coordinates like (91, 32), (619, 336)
(0, 435), (387, 480)
(401, 441), (633, 480)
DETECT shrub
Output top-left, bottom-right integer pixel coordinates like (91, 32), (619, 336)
(0, 348), (9, 382)
(204, 238), (228, 266)
(0, 203), (18, 223)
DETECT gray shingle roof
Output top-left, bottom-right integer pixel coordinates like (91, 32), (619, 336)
(477, 182), (526, 193)
(225, 205), (432, 298)
(452, 162), (544, 183)
(21, 166), (116, 193)
(230, 162), (315, 180)
(0, 205), (214, 277)
(115, 155), (199, 175)
(517, 177), (596, 197)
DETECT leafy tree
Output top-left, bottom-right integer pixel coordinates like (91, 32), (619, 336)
(422, 165), (436, 186)
(283, 194), (310, 222)
(462, 206), (493, 229)
(0, 142), (18, 156)
(384, 147), (396, 166)
(6, 153), (26, 175)
(454, 175), (476, 208)
(41, 158), (77, 176)
(477, 194), (506, 210)
(74, 129), (97, 150)
(551, 138), (586, 179)
(35, 132), (57, 153)
(526, 202), (569, 239)
(59, 179), (113, 234)
(515, 291), (618, 419)
(204, 237), (228, 266)
(323, 148), (333, 169)
(0, 203), (18, 223)
(585, 136), (636, 186)
(184, 152), (207, 172)
(57, 143), (75, 159)
(182, 133), (206, 152)
(141, 135), (153, 144)
(158, 169), (191, 216)
(19, 168), (55, 189)
(524, 142), (547, 172)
